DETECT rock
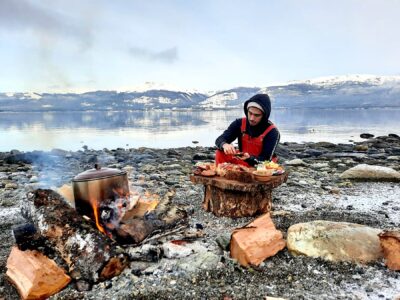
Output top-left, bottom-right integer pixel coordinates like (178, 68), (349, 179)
(162, 242), (194, 259)
(360, 133), (374, 139)
(340, 164), (400, 181)
(311, 163), (329, 169)
(378, 230), (400, 270)
(285, 159), (307, 166)
(313, 142), (337, 149)
(29, 176), (39, 183)
(216, 233), (231, 251)
(176, 251), (220, 274)
(387, 156), (400, 161)
(287, 220), (383, 263)
(320, 153), (367, 159)
(192, 153), (209, 160)
(5, 183), (18, 189)
(161, 164), (182, 171)
(354, 145), (368, 151)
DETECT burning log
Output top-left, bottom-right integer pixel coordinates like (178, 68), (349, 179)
(6, 246), (71, 300)
(116, 190), (188, 245)
(23, 189), (128, 283)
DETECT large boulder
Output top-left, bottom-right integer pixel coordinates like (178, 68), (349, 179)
(340, 164), (400, 181)
(287, 220), (382, 263)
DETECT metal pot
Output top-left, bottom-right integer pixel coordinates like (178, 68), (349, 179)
(72, 164), (129, 219)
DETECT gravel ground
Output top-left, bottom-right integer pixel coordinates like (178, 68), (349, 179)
(0, 136), (399, 299)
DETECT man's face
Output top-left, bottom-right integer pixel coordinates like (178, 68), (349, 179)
(247, 106), (263, 126)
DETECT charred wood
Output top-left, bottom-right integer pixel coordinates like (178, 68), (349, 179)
(24, 189), (128, 283)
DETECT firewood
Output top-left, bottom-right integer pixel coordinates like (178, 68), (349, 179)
(379, 230), (400, 270)
(230, 213), (286, 267)
(24, 189), (128, 283)
(6, 246), (71, 300)
(117, 190), (188, 244)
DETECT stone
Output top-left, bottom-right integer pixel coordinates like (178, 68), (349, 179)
(378, 230), (400, 270)
(285, 159), (307, 166)
(177, 251), (220, 274)
(340, 164), (400, 181)
(216, 233), (231, 251)
(354, 145), (368, 151)
(320, 153), (367, 159)
(162, 242), (194, 259)
(360, 133), (374, 139)
(4, 183), (18, 189)
(287, 220), (383, 263)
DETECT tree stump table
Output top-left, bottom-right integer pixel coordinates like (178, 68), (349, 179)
(190, 173), (288, 218)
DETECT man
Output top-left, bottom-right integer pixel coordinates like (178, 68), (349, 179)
(215, 93), (280, 167)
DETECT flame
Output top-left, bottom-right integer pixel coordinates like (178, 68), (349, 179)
(91, 201), (107, 234)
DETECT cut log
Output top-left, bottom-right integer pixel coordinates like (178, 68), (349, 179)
(230, 213), (286, 267)
(24, 189), (128, 283)
(190, 173), (288, 217)
(6, 246), (71, 300)
(379, 230), (400, 270)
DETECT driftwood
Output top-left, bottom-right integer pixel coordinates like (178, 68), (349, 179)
(6, 246), (71, 300)
(23, 189), (128, 283)
(190, 173), (288, 217)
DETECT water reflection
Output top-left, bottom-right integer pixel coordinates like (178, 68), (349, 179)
(0, 108), (399, 151)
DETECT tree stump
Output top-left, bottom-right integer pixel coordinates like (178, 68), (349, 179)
(190, 173), (288, 217)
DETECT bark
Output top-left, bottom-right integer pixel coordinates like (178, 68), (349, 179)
(24, 189), (128, 283)
(190, 173), (288, 217)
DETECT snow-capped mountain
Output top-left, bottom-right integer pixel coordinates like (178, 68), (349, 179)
(1, 75), (399, 111)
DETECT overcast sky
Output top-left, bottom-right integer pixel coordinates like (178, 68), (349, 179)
(1, 0), (400, 93)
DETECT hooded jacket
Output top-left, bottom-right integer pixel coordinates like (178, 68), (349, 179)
(215, 94), (280, 165)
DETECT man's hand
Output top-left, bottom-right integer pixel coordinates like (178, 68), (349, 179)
(222, 143), (236, 155)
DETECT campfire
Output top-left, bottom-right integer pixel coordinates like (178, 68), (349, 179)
(6, 165), (188, 299)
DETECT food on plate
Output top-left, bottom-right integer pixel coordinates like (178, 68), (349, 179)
(193, 162), (217, 177)
(257, 161), (283, 171)
(253, 169), (274, 177)
(216, 163), (254, 182)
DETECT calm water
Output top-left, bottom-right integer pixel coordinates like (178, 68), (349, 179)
(1, 108), (399, 151)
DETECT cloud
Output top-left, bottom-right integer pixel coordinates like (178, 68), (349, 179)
(0, 0), (92, 48)
(128, 46), (178, 63)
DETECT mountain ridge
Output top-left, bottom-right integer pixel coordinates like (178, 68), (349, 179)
(1, 75), (400, 112)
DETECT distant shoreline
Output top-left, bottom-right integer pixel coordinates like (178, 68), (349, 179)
(1, 106), (400, 113)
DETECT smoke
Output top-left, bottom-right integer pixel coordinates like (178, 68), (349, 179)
(0, 0), (96, 91)
(128, 46), (179, 64)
